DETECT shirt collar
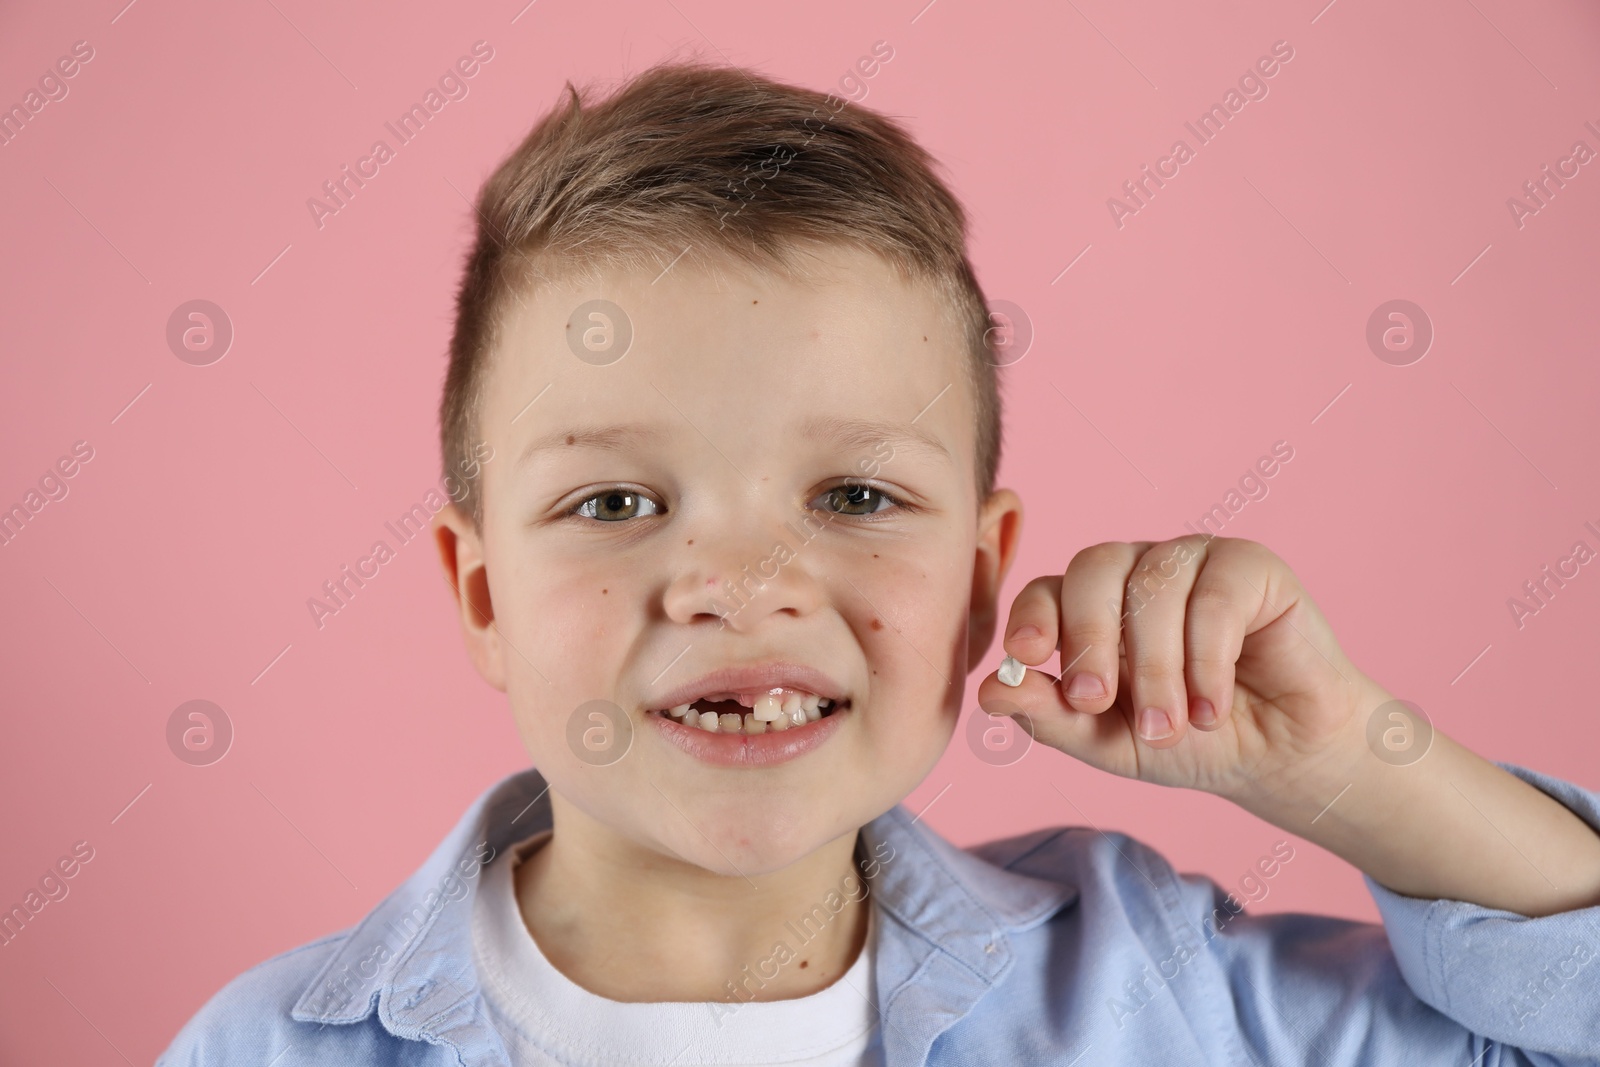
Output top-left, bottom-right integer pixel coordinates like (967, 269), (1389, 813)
(292, 767), (1079, 1065)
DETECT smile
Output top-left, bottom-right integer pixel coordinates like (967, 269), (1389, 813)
(656, 688), (845, 734)
(643, 664), (853, 766)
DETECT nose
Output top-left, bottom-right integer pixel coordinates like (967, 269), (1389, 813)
(662, 515), (830, 632)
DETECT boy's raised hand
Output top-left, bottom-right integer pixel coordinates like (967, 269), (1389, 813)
(976, 535), (1390, 807)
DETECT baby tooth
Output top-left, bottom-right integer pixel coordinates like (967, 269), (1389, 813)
(804, 701), (822, 722)
(769, 711), (791, 731)
(670, 704), (693, 718)
(718, 712), (743, 733)
(744, 717), (767, 735)
(788, 706), (807, 726)
(802, 694), (821, 713)
(697, 711), (720, 732)
(997, 655), (1026, 687)
(781, 692), (803, 717)
(753, 695), (783, 721)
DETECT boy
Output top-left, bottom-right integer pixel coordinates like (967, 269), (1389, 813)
(161, 60), (1600, 1065)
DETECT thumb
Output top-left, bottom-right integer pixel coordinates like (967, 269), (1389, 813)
(975, 663), (1136, 776)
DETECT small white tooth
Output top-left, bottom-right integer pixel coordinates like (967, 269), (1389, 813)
(744, 716), (767, 734)
(769, 711), (791, 731)
(998, 655), (1026, 687)
(800, 693), (820, 713)
(698, 711), (720, 732)
(781, 692), (803, 717)
(817, 697), (832, 708)
(788, 706), (807, 726)
(719, 712), (743, 733)
(670, 703), (692, 718)
(753, 695), (783, 721)
(804, 702), (822, 722)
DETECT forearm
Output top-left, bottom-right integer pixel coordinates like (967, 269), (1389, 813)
(1238, 713), (1600, 918)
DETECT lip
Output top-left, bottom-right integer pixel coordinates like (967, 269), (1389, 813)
(644, 661), (852, 768)
(646, 662), (848, 713)
(649, 700), (850, 767)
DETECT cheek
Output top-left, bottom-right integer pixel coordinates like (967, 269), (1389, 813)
(503, 539), (633, 637)
(844, 533), (972, 726)
(493, 541), (645, 728)
(495, 552), (659, 813)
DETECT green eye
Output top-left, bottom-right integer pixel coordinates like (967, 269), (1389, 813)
(575, 490), (661, 522)
(816, 483), (899, 516)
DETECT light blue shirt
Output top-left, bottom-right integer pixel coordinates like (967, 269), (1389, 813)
(160, 760), (1600, 1065)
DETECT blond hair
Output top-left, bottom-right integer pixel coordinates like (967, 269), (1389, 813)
(440, 58), (1003, 527)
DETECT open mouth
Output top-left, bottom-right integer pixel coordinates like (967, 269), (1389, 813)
(651, 688), (849, 735)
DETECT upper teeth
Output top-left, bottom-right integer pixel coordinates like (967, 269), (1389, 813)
(662, 688), (834, 734)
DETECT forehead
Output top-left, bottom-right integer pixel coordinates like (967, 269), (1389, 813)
(481, 245), (976, 476)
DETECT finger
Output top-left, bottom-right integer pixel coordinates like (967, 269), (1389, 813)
(1056, 541), (1153, 713)
(1122, 537), (1209, 747)
(1002, 575), (1066, 666)
(1182, 538), (1258, 731)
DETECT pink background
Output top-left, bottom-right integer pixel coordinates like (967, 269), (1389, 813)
(3, 0), (1599, 1061)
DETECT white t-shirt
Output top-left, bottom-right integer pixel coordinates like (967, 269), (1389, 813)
(470, 830), (886, 1067)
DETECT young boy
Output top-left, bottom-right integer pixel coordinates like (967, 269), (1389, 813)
(160, 60), (1600, 1066)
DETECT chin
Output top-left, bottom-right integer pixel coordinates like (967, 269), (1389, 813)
(664, 803), (865, 878)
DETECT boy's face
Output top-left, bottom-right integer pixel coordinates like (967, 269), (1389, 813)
(436, 244), (1021, 877)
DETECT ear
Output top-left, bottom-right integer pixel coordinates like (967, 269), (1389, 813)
(967, 487), (1023, 668)
(432, 501), (507, 692)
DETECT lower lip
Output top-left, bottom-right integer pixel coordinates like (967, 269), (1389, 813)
(648, 703), (849, 767)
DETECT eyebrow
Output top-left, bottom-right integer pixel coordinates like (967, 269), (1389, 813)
(515, 414), (952, 469)
(517, 423), (664, 469)
(795, 414), (952, 464)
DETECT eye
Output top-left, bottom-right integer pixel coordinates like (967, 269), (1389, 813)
(572, 488), (662, 522)
(812, 482), (905, 517)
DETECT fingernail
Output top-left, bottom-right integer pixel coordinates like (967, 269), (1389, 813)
(1190, 698), (1216, 727)
(1065, 673), (1105, 701)
(1138, 707), (1174, 740)
(1008, 623), (1043, 641)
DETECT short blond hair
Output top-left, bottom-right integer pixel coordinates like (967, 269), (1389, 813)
(440, 58), (1003, 527)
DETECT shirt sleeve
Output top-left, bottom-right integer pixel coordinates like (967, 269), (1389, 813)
(1153, 761), (1600, 1067)
(1360, 760), (1600, 1058)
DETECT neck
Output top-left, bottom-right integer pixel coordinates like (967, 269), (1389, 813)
(513, 792), (870, 1004)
